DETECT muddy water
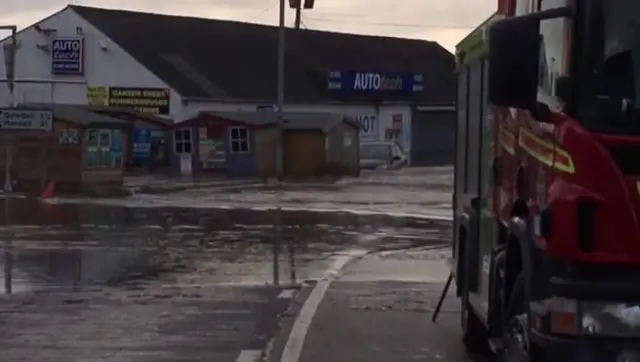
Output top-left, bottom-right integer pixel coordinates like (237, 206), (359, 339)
(0, 198), (451, 294)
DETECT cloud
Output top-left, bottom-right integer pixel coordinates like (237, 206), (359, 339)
(1, 0), (496, 51)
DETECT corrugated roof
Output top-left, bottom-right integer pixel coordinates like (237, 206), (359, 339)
(195, 111), (357, 132)
(21, 103), (128, 125)
(85, 105), (173, 126)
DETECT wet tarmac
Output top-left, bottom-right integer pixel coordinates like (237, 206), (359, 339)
(0, 167), (457, 362)
(0, 194), (452, 362)
(0, 197), (451, 294)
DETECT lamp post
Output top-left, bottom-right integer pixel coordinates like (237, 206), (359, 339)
(0, 25), (16, 294)
(1, 25), (16, 193)
(289, 0), (315, 29)
(276, 0), (285, 180)
(1, 25), (16, 107)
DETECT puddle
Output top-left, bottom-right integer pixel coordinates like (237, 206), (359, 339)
(0, 198), (451, 295)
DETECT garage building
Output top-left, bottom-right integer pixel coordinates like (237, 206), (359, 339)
(0, 5), (456, 167)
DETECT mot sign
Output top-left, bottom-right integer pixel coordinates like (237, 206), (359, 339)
(51, 38), (84, 75)
(0, 108), (53, 131)
(355, 115), (378, 141)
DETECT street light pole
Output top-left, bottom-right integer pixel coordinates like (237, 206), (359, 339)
(0, 25), (16, 294)
(2, 26), (17, 193)
(272, 0), (287, 287)
(276, 0), (285, 180)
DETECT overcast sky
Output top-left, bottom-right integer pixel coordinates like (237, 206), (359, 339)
(1, 0), (496, 52)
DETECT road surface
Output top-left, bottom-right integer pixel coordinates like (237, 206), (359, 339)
(0, 167), (486, 362)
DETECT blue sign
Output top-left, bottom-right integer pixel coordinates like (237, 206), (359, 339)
(51, 38), (84, 75)
(110, 130), (123, 154)
(328, 70), (423, 93)
(132, 128), (152, 162)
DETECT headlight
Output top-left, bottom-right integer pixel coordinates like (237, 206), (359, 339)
(532, 297), (640, 337)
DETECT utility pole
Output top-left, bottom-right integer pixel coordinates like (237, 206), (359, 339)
(273, 0), (286, 287)
(276, 0), (285, 179)
(2, 26), (17, 192)
(1, 25), (17, 294)
(294, 1), (302, 29)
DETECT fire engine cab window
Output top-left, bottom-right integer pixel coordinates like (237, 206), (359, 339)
(537, 0), (571, 106)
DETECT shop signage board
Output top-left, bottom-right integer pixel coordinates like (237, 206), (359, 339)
(328, 70), (423, 92)
(0, 108), (53, 131)
(86, 86), (171, 115)
(51, 38), (84, 75)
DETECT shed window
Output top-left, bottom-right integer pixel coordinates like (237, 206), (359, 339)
(229, 127), (249, 154)
(84, 129), (123, 169)
(174, 128), (192, 154)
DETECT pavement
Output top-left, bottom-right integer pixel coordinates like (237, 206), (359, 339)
(0, 166), (473, 362)
(266, 247), (491, 362)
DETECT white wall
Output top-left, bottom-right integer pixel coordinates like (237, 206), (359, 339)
(0, 7), (181, 119)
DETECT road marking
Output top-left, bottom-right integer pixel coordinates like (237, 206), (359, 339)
(278, 289), (297, 299)
(280, 249), (367, 362)
(236, 349), (262, 362)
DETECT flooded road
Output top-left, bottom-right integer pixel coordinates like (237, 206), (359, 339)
(0, 188), (452, 362)
(45, 167), (454, 219)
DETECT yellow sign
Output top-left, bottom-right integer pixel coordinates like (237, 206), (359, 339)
(86, 86), (170, 115)
(86, 86), (109, 106)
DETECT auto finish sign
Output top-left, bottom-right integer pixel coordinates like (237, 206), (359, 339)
(327, 70), (423, 92)
(355, 115), (378, 141)
(352, 72), (403, 91)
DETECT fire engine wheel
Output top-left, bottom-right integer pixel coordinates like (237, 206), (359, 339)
(503, 314), (529, 362)
(462, 301), (490, 354)
(501, 273), (542, 362)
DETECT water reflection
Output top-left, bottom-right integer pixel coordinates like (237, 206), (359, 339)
(0, 198), (451, 294)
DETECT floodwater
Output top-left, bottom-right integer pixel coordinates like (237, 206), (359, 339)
(0, 167), (456, 362)
(0, 197), (451, 295)
(45, 166), (455, 219)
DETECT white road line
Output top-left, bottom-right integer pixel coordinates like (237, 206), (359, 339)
(235, 349), (262, 362)
(280, 249), (368, 362)
(277, 289), (297, 299)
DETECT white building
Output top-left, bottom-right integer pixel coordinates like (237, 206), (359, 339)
(0, 5), (456, 166)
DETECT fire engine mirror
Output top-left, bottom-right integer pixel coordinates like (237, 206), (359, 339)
(487, 17), (540, 109)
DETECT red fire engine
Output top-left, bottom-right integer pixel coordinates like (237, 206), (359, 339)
(434, 0), (640, 360)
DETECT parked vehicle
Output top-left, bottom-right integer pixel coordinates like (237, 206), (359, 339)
(438, 1), (640, 361)
(359, 141), (407, 170)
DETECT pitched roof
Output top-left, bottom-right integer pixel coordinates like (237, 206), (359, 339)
(186, 111), (357, 132)
(70, 5), (456, 105)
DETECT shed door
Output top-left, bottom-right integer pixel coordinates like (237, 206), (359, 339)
(284, 132), (325, 178)
(410, 111), (455, 166)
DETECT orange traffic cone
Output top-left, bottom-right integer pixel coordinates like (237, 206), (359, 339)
(40, 180), (55, 199)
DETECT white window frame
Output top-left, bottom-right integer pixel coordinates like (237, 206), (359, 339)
(174, 128), (193, 154)
(229, 126), (250, 154)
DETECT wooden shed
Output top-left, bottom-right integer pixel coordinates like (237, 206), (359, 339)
(173, 111), (359, 179)
(252, 113), (360, 179)
(0, 104), (129, 194)
(88, 106), (172, 171)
